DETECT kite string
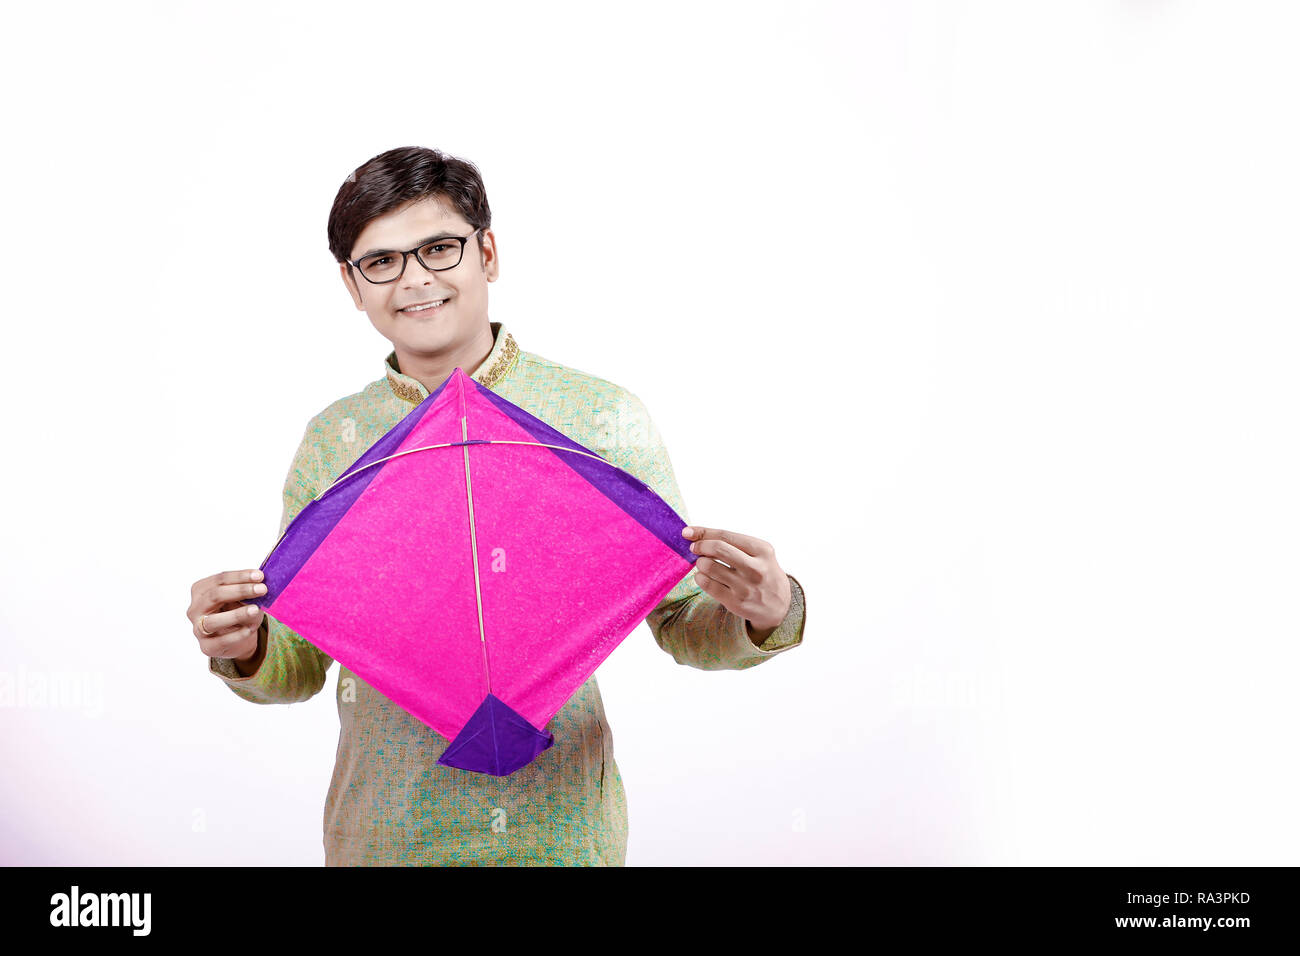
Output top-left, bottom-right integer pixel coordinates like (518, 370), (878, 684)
(258, 439), (648, 575)
(311, 440), (630, 505)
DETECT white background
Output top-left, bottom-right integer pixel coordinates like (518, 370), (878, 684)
(1, 0), (1296, 865)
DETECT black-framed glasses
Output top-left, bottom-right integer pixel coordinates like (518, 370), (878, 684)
(347, 230), (481, 284)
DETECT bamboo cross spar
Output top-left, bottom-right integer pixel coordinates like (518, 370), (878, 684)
(246, 367), (697, 776)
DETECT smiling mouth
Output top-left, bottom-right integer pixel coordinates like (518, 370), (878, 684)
(399, 298), (450, 314)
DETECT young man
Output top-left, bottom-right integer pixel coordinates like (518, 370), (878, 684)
(188, 146), (807, 865)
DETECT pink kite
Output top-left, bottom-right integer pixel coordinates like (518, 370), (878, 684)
(246, 367), (697, 776)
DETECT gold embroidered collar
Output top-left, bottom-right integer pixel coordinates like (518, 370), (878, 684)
(383, 321), (520, 404)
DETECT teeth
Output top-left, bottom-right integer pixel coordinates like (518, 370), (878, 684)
(403, 299), (446, 312)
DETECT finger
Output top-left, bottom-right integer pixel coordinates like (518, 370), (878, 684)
(194, 603), (263, 638)
(682, 526), (772, 559)
(197, 622), (259, 660)
(693, 567), (743, 615)
(694, 565), (734, 596)
(689, 538), (761, 580)
(203, 569), (266, 610)
(193, 568), (259, 602)
(218, 569), (265, 586)
(209, 579), (270, 607)
(695, 555), (750, 593)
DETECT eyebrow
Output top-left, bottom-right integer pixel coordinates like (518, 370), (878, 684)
(356, 231), (465, 259)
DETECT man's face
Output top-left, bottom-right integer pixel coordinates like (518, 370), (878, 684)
(340, 195), (498, 361)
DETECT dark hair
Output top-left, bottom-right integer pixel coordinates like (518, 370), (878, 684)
(327, 146), (492, 271)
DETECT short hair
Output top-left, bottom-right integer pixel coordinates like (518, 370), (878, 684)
(327, 146), (492, 271)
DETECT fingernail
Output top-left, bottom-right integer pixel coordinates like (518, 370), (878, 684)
(254, 584), (267, 595)
(251, 570), (263, 582)
(682, 527), (694, 538)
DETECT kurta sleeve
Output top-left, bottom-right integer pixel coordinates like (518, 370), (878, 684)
(208, 422), (336, 703)
(604, 392), (806, 671)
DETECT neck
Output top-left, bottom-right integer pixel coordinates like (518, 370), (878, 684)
(394, 322), (495, 394)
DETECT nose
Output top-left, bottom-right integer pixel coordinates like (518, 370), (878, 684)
(399, 252), (439, 287)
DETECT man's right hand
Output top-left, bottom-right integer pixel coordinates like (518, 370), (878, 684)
(189, 569), (268, 675)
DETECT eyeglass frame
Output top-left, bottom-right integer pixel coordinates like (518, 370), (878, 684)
(346, 229), (483, 284)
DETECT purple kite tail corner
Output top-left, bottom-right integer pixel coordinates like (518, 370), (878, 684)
(436, 693), (555, 776)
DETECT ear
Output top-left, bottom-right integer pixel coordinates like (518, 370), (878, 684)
(479, 229), (500, 283)
(340, 261), (364, 309)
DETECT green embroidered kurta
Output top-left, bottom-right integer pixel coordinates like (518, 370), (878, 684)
(209, 321), (807, 865)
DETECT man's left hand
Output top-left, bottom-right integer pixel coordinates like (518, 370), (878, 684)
(682, 526), (792, 644)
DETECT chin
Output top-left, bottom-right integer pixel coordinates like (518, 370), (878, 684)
(396, 327), (459, 353)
